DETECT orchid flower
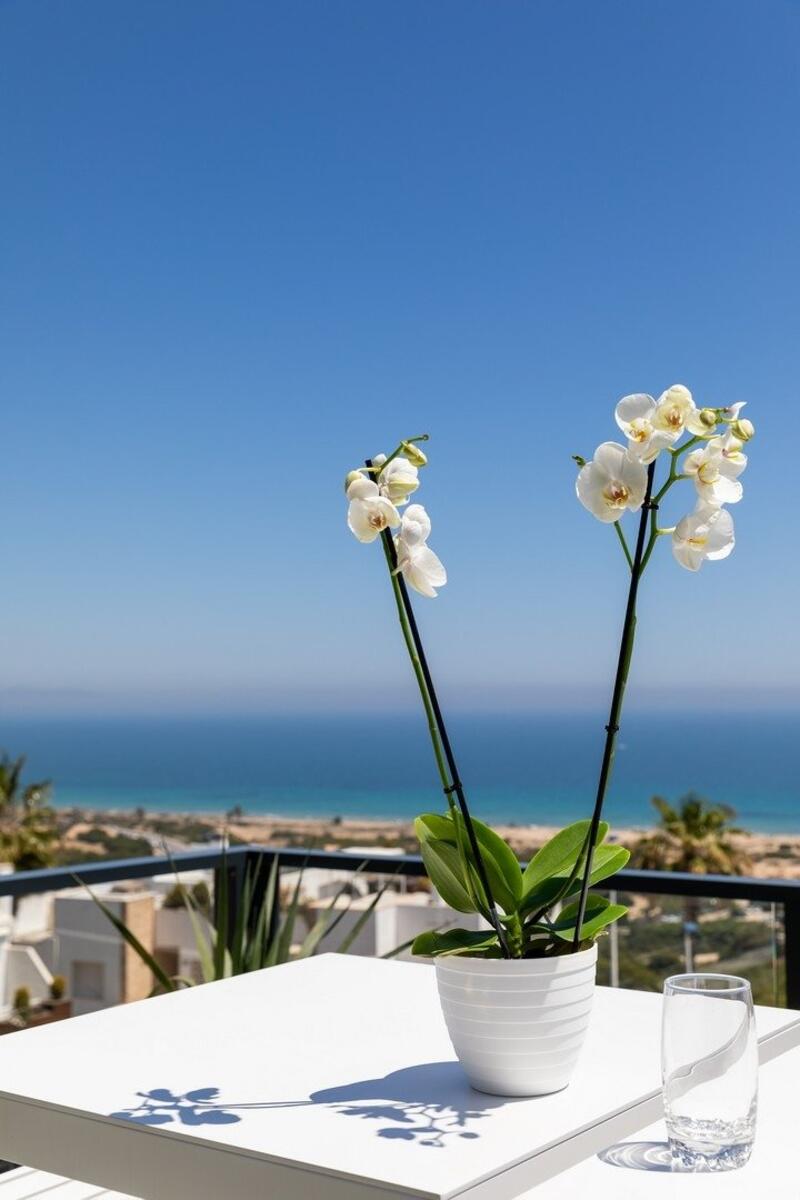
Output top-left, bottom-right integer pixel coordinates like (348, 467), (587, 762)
(672, 502), (735, 571)
(683, 437), (745, 507)
(576, 442), (648, 522)
(394, 504), (447, 597)
(346, 475), (401, 543)
(345, 444), (445, 593)
(614, 393), (677, 462)
(377, 456), (420, 506)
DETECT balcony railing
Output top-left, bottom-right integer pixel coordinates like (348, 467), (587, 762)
(2, 845), (798, 1007)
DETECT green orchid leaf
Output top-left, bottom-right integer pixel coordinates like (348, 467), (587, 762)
(522, 820), (609, 894)
(417, 812), (522, 915)
(518, 875), (567, 920)
(415, 813), (456, 843)
(468, 816), (523, 911)
(418, 836), (479, 914)
(552, 893), (628, 942)
(560, 844), (630, 896)
(412, 927), (501, 957)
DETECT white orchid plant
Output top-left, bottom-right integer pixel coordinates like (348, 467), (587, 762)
(344, 437), (624, 960)
(568, 386), (754, 940)
(342, 392), (753, 960)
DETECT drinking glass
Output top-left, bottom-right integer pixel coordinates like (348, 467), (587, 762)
(662, 973), (757, 1171)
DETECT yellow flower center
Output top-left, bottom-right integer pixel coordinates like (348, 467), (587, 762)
(629, 420), (650, 443)
(603, 481), (630, 507)
(698, 461), (720, 484)
(688, 534), (708, 549)
(663, 405), (683, 430)
(368, 512), (388, 530)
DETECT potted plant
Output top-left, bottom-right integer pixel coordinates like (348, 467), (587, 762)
(411, 814), (627, 1094)
(343, 393), (752, 1095)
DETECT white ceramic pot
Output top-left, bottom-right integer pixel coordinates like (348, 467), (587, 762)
(435, 943), (598, 1096)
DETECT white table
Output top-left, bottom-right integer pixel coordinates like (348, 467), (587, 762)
(532, 1040), (800, 1198)
(0, 956), (797, 1200)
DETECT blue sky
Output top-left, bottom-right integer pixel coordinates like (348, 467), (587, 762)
(1, 0), (798, 716)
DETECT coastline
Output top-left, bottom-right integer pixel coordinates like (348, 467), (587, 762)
(59, 808), (800, 881)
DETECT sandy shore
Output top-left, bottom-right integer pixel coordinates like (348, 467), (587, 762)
(62, 809), (800, 880)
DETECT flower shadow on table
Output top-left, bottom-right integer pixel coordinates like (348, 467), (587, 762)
(110, 1087), (244, 1127)
(597, 1141), (673, 1172)
(110, 1064), (508, 1149)
(307, 1061), (509, 1148)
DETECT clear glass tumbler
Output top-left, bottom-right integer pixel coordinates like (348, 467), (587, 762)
(662, 973), (757, 1171)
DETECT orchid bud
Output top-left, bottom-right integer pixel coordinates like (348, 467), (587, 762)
(345, 470), (364, 491)
(731, 418), (755, 442)
(697, 408), (718, 431)
(401, 441), (428, 467)
(346, 472), (379, 501)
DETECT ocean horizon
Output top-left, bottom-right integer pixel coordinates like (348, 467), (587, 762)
(1, 712), (798, 834)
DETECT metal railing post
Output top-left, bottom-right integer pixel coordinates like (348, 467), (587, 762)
(784, 897), (800, 1010)
(213, 848), (249, 950)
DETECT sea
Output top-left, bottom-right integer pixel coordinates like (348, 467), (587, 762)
(1, 712), (798, 834)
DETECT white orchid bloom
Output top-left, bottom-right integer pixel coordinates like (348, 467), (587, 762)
(672, 502), (735, 571)
(347, 476), (401, 543)
(683, 437), (744, 506)
(614, 393), (676, 462)
(396, 502), (431, 546)
(379, 456), (419, 506)
(576, 442), (649, 523)
(652, 384), (697, 440)
(714, 429), (748, 472)
(394, 504), (446, 597)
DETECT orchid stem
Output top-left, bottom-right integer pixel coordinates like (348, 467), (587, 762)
(366, 434), (430, 474)
(572, 458), (657, 950)
(613, 522), (633, 571)
(366, 458), (511, 958)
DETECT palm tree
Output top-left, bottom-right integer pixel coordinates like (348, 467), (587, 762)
(632, 793), (751, 972)
(0, 754), (59, 871)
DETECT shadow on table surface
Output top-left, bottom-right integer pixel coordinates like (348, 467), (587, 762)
(109, 1063), (512, 1148)
(308, 1061), (508, 1148)
(110, 1087), (244, 1127)
(597, 1141), (673, 1172)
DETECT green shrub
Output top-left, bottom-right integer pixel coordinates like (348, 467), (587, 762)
(49, 975), (66, 1001)
(13, 986), (31, 1022)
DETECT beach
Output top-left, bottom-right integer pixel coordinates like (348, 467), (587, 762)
(58, 809), (800, 881)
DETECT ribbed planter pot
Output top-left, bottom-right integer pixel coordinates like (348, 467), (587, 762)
(435, 943), (598, 1096)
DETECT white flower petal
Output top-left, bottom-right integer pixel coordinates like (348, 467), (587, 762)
(396, 540), (447, 597)
(347, 496), (401, 542)
(346, 475), (380, 501)
(671, 504), (735, 570)
(713, 431), (748, 476)
(653, 384), (694, 438)
(379, 457), (419, 506)
(398, 503), (431, 546)
(576, 442), (648, 522)
(615, 393), (656, 436)
(725, 402), (746, 419)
